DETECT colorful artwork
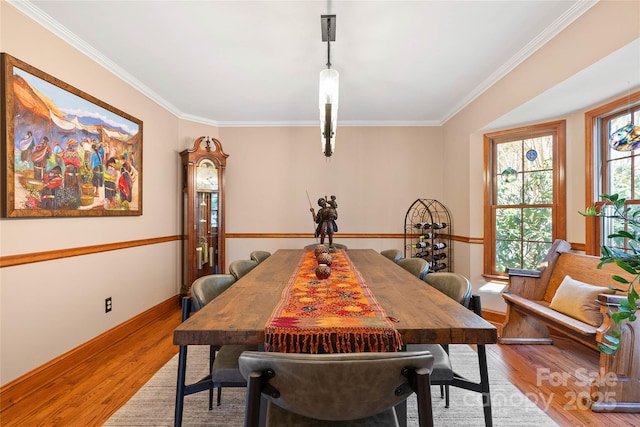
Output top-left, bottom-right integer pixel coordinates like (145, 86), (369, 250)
(1, 53), (142, 217)
(609, 123), (640, 151)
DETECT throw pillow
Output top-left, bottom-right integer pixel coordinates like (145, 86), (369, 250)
(549, 275), (615, 326)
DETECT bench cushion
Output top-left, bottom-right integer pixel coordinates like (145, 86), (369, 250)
(549, 275), (615, 327)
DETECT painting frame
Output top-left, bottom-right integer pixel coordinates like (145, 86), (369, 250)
(1, 53), (143, 217)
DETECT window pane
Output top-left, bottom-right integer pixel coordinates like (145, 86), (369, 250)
(522, 207), (552, 242)
(496, 239), (521, 273)
(524, 171), (553, 204)
(523, 241), (552, 269)
(496, 172), (522, 205)
(524, 136), (553, 171)
(496, 140), (522, 174)
(495, 208), (521, 240)
(609, 157), (632, 198)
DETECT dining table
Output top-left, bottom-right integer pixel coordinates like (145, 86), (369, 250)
(173, 248), (497, 427)
(173, 248), (497, 348)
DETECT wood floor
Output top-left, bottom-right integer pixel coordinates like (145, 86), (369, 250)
(1, 304), (639, 426)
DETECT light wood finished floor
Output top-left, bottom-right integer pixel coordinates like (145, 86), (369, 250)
(1, 304), (639, 426)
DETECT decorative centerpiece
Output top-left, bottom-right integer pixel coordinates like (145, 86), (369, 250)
(315, 263), (331, 280)
(317, 252), (333, 266)
(314, 244), (329, 258)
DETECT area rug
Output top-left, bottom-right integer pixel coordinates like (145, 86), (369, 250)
(104, 345), (558, 426)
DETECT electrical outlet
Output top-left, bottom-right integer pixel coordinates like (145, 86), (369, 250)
(105, 297), (112, 313)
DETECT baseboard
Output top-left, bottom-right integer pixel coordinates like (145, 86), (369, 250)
(0, 295), (179, 412)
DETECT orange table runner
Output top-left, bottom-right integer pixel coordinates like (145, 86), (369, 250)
(264, 249), (403, 353)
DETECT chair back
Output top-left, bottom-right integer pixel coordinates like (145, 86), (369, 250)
(228, 259), (259, 280)
(190, 274), (236, 311)
(397, 257), (429, 280)
(239, 351), (433, 424)
(250, 250), (271, 264)
(381, 249), (403, 263)
(423, 272), (472, 308)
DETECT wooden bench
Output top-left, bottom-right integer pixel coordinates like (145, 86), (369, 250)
(500, 239), (640, 412)
(499, 239), (631, 350)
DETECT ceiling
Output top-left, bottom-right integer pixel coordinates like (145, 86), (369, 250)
(12, 1), (636, 128)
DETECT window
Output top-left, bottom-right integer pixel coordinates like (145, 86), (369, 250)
(483, 121), (566, 278)
(585, 91), (640, 255)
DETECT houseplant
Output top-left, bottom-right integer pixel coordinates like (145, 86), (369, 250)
(581, 193), (639, 354)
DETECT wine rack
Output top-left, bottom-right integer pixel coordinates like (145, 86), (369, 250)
(404, 199), (452, 273)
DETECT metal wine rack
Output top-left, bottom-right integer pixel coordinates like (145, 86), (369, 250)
(404, 199), (452, 273)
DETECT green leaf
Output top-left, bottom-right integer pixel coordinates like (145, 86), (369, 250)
(613, 311), (631, 322)
(613, 230), (634, 239)
(614, 260), (639, 275)
(612, 275), (630, 284)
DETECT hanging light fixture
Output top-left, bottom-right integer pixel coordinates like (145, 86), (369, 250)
(320, 14), (338, 157)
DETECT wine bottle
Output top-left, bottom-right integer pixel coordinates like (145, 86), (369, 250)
(414, 223), (432, 230)
(415, 251), (430, 258)
(412, 242), (428, 248)
(419, 233), (434, 240)
(432, 222), (447, 229)
(431, 242), (447, 250)
(432, 253), (447, 261)
(430, 262), (447, 271)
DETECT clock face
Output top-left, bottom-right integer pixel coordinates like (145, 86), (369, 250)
(196, 159), (218, 191)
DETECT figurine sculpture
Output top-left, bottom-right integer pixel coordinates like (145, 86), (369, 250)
(309, 195), (338, 247)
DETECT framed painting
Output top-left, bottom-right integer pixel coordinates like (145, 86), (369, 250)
(1, 53), (143, 217)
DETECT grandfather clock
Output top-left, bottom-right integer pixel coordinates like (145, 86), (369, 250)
(180, 136), (228, 295)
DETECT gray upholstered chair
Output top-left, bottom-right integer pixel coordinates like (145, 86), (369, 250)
(381, 249), (403, 263)
(407, 275), (492, 427)
(228, 259), (259, 280)
(190, 273), (236, 311)
(424, 272), (472, 307)
(397, 257), (429, 280)
(239, 351), (435, 427)
(174, 274), (258, 427)
(249, 250), (271, 264)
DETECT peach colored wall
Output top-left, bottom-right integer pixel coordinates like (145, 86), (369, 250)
(218, 126), (444, 263)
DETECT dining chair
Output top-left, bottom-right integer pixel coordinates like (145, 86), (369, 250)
(397, 257), (429, 280)
(421, 272), (472, 404)
(239, 350), (435, 427)
(228, 259), (259, 280)
(381, 248), (403, 263)
(174, 274), (259, 427)
(249, 250), (271, 264)
(407, 288), (493, 427)
(425, 272), (472, 308)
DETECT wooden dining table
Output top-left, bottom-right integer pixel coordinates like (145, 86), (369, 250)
(173, 249), (497, 347)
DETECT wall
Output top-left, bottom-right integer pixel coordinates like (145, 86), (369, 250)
(218, 126), (443, 262)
